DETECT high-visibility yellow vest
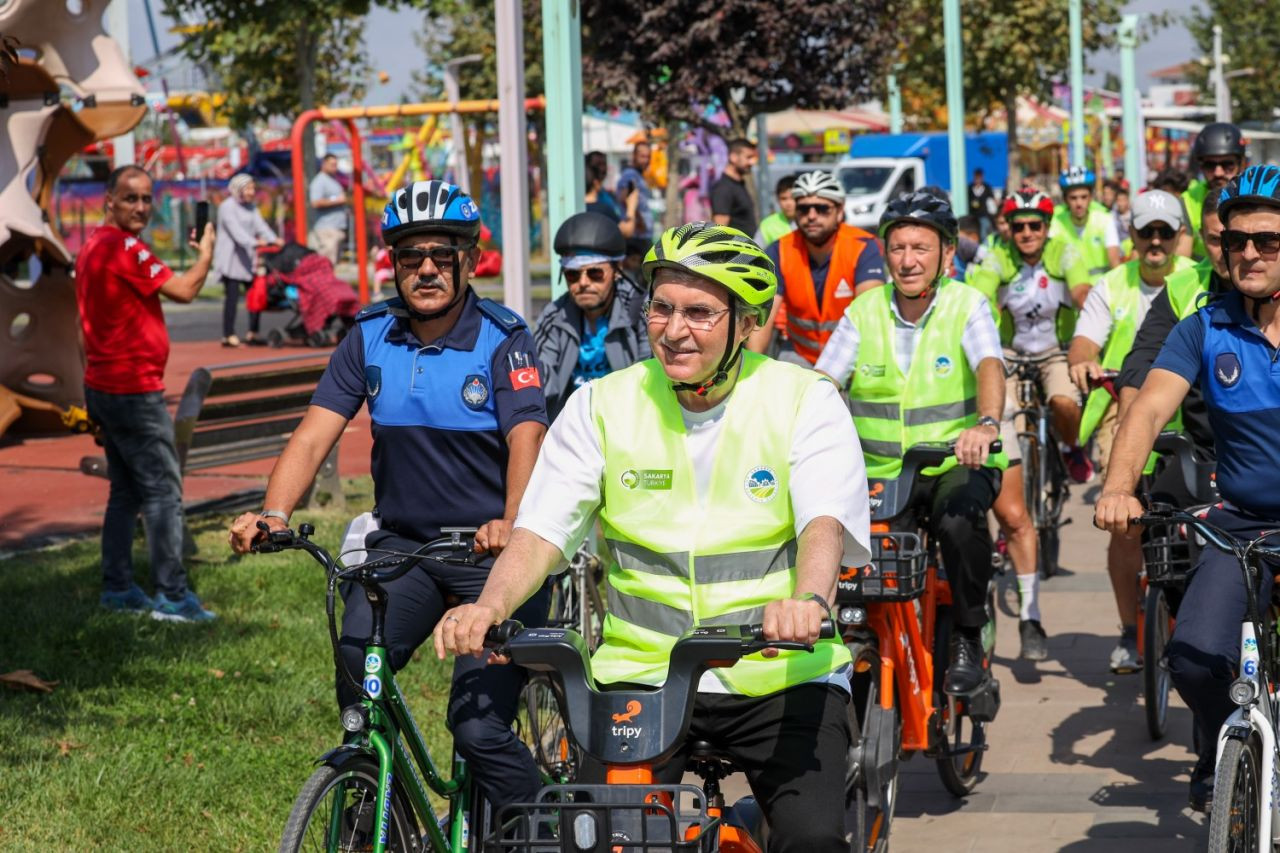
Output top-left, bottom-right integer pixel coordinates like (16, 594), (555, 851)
(1078, 256), (1197, 444)
(1049, 205), (1115, 276)
(1165, 260), (1214, 320)
(589, 352), (850, 696)
(843, 280), (1008, 480)
(1183, 181), (1209, 260)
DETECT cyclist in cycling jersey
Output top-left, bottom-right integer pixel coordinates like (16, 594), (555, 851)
(534, 211), (650, 419)
(1184, 121), (1245, 260)
(1096, 165), (1280, 812)
(436, 223), (871, 852)
(816, 190), (1008, 693)
(227, 179), (551, 813)
(1069, 189), (1196, 673)
(1050, 166), (1123, 277)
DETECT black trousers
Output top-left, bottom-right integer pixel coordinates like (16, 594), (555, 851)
(337, 530), (550, 810)
(582, 683), (852, 853)
(221, 276), (260, 337)
(906, 465), (1001, 629)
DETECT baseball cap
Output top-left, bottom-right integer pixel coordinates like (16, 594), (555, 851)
(1131, 190), (1185, 230)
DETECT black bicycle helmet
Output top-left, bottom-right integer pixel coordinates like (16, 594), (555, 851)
(1192, 122), (1246, 161)
(553, 211), (626, 260)
(878, 190), (959, 244)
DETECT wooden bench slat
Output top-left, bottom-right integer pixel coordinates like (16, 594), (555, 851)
(195, 391), (315, 425)
(205, 365), (328, 397)
(189, 416), (304, 450)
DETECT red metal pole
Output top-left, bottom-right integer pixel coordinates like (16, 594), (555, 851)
(347, 119), (370, 305)
(289, 109), (325, 245)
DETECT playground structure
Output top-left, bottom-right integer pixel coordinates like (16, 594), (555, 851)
(289, 97), (546, 305)
(0, 0), (147, 437)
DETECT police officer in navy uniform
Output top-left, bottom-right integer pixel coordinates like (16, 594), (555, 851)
(229, 179), (551, 811)
(1096, 165), (1280, 813)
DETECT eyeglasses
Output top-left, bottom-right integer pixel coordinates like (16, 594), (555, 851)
(1136, 224), (1177, 241)
(1223, 230), (1280, 255)
(1010, 220), (1045, 234)
(1200, 158), (1241, 175)
(563, 267), (608, 284)
(796, 202), (837, 217)
(394, 244), (471, 269)
(643, 298), (728, 331)
(118, 194), (153, 205)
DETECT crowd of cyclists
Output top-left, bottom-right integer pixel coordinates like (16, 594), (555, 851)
(225, 116), (1278, 843)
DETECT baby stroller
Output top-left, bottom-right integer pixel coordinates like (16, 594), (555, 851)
(247, 242), (360, 347)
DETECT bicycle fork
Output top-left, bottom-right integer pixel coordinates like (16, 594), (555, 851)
(1216, 621), (1280, 849)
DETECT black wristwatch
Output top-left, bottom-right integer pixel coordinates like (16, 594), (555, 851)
(794, 592), (831, 614)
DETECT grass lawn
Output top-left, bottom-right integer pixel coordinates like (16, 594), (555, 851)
(0, 477), (458, 850)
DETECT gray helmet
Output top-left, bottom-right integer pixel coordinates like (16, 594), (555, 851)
(790, 170), (845, 204)
(878, 190), (958, 244)
(1193, 122), (1246, 161)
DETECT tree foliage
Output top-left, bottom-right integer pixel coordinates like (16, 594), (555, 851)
(579, 0), (896, 138)
(160, 0), (408, 127)
(1187, 1), (1279, 124)
(410, 0), (543, 102)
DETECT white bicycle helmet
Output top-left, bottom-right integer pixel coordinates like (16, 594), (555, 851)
(790, 170), (845, 203)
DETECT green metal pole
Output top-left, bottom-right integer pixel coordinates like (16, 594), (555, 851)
(1119, 14), (1141, 187)
(943, 0), (968, 214)
(888, 73), (902, 135)
(541, 0), (584, 299)
(1097, 99), (1113, 178)
(1069, 0), (1085, 167)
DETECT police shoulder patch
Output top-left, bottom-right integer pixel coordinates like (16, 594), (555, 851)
(475, 298), (527, 335)
(356, 297), (401, 323)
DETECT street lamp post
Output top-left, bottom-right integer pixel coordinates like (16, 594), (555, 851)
(443, 54), (482, 195)
(1068, 0), (1085, 168)
(943, 0), (968, 215)
(1213, 24), (1231, 123)
(541, 0), (584, 296)
(495, 1), (531, 318)
(1118, 14), (1142, 188)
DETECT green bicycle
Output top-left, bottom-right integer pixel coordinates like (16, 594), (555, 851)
(253, 522), (492, 853)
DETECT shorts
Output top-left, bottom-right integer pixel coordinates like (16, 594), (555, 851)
(1094, 400), (1120, 483)
(1000, 348), (1077, 463)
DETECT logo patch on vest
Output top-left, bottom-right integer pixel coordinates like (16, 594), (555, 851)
(1215, 352), (1242, 388)
(745, 467), (778, 503)
(365, 365), (382, 400)
(834, 278), (853, 299)
(620, 469), (672, 490)
(933, 355), (954, 377)
(859, 363), (885, 378)
(461, 375), (489, 409)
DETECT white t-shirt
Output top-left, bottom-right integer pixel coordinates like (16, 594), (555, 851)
(998, 262), (1074, 355)
(515, 378), (872, 693)
(1074, 276), (1164, 348)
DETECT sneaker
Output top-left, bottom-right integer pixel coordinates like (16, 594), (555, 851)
(1019, 619), (1049, 661)
(1064, 446), (1094, 484)
(944, 629), (986, 694)
(1109, 633), (1142, 674)
(100, 584), (153, 613)
(151, 591), (217, 623)
(1189, 751), (1215, 813)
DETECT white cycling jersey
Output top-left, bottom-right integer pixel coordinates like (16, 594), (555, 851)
(998, 261), (1073, 355)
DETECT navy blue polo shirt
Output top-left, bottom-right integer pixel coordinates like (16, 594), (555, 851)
(1154, 291), (1280, 519)
(311, 289), (549, 542)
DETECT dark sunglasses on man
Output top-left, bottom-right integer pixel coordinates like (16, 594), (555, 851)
(1136, 224), (1177, 241)
(563, 266), (609, 284)
(1223, 230), (1280, 255)
(796, 202), (837, 217)
(393, 244), (474, 269)
(1010, 220), (1045, 234)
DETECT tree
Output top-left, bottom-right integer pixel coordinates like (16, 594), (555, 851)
(579, 0), (895, 138)
(1187, 1), (1280, 123)
(891, 0), (1160, 185)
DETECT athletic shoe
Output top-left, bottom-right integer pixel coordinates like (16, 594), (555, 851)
(1109, 634), (1142, 674)
(1065, 447), (1094, 484)
(151, 591), (217, 623)
(100, 584), (153, 613)
(1189, 751), (1215, 813)
(1019, 619), (1049, 661)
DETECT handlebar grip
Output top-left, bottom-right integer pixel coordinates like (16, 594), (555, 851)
(483, 619), (524, 649)
(746, 618), (836, 643)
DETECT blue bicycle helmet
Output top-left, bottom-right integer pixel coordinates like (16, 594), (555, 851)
(1217, 165), (1280, 225)
(381, 180), (481, 245)
(1059, 166), (1096, 191)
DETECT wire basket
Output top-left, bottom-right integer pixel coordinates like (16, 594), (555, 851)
(1142, 521), (1194, 587)
(837, 532), (928, 602)
(487, 783), (718, 852)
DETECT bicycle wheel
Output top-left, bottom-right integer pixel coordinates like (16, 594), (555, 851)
(1142, 585), (1172, 740)
(279, 759), (419, 852)
(846, 643), (897, 853)
(1018, 433), (1041, 527)
(519, 673), (581, 783)
(1038, 441), (1067, 579)
(1207, 736), (1263, 853)
(932, 606), (988, 797)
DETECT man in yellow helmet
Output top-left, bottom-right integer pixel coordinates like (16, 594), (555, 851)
(435, 222), (872, 851)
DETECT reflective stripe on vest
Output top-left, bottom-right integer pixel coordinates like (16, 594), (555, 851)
(780, 224), (874, 363)
(844, 280), (1008, 479)
(589, 352), (850, 695)
(1078, 256), (1197, 444)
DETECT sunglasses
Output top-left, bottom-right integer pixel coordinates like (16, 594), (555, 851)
(796, 202), (837, 217)
(563, 267), (609, 284)
(1223, 230), (1280, 255)
(1200, 158), (1240, 175)
(394, 244), (471, 268)
(1136, 225), (1177, 241)
(1010, 220), (1045, 234)
(643, 298), (727, 331)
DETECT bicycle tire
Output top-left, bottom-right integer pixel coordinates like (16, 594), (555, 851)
(846, 643), (897, 853)
(932, 604), (989, 797)
(1207, 736), (1263, 853)
(279, 759), (419, 853)
(519, 673), (581, 783)
(1142, 585), (1172, 740)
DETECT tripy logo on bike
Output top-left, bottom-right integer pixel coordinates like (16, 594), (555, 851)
(610, 699), (643, 739)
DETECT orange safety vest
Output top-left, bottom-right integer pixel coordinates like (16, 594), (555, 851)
(778, 224), (873, 363)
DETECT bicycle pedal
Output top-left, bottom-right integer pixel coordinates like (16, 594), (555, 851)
(1059, 518), (1074, 527)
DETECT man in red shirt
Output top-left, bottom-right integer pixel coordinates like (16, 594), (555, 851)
(77, 164), (216, 622)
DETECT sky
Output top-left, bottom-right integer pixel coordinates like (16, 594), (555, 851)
(122, 0), (1202, 111)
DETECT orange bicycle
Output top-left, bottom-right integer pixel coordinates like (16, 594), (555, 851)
(839, 442), (1003, 852)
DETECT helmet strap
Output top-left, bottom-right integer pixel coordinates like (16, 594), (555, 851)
(671, 299), (741, 397)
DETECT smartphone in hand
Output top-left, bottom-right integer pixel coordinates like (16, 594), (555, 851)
(192, 201), (210, 242)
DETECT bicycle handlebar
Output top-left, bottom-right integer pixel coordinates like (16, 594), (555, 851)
(249, 521), (479, 585)
(1085, 369), (1120, 392)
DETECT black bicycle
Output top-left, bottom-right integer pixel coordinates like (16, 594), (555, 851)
(1006, 351), (1072, 579)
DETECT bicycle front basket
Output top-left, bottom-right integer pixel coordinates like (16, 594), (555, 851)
(1142, 521), (1194, 586)
(837, 532), (927, 603)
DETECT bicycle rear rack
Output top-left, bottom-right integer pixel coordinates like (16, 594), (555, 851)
(838, 532), (927, 603)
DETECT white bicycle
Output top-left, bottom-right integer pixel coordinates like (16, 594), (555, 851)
(1137, 504), (1280, 852)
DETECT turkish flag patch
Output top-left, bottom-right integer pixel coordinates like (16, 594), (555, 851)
(509, 367), (541, 390)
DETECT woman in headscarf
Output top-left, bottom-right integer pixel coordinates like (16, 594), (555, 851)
(214, 174), (280, 346)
